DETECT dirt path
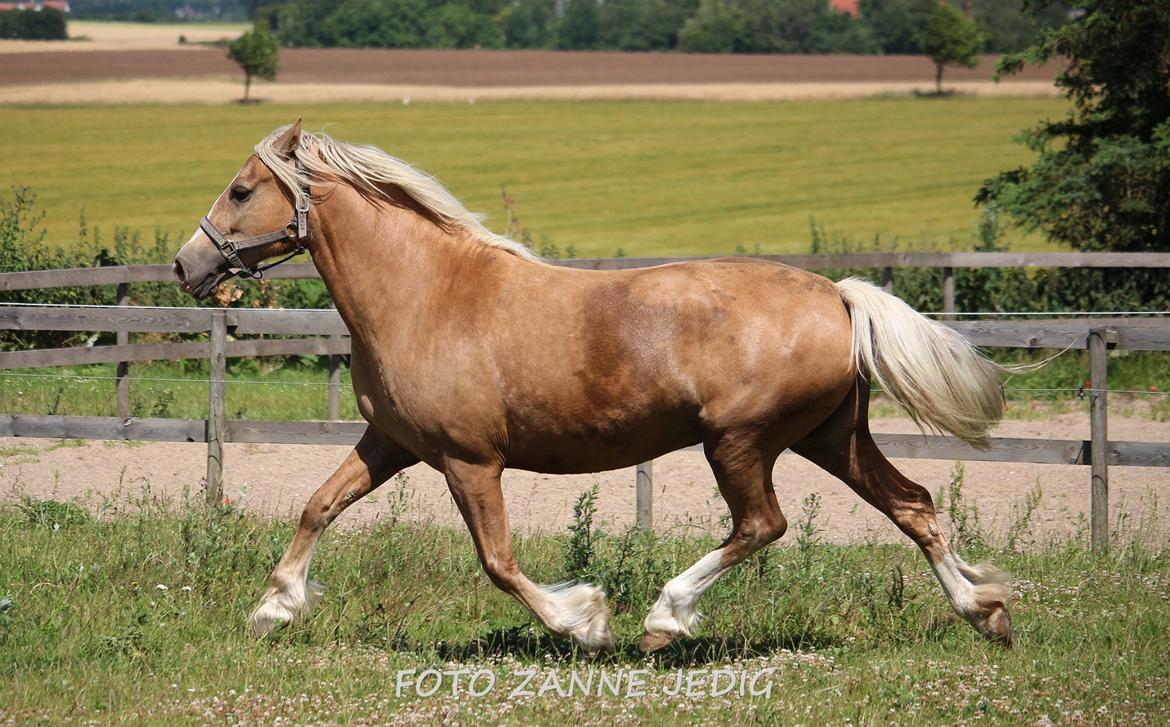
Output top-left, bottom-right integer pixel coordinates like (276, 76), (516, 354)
(2, 411), (1166, 546)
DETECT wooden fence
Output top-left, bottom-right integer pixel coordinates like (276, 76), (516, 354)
(2, 252), (1169, 550)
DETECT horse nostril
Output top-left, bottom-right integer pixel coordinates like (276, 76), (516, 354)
(173, 260), (186, 283)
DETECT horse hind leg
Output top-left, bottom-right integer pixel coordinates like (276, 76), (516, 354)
(641, 435), (787, 652)
(792, 385), (1013, 645)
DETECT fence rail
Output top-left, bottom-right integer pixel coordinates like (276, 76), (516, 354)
(3, 251), (1169, 550)
(2, 413), (1166, 468)
(3, 306), (1169, 371)
(4, 251), (1170, 292)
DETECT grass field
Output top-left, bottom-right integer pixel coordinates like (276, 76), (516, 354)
(0, 97), (1066, 257)
(0, 489), (1167, 725)
(3, 346), (1168, 423)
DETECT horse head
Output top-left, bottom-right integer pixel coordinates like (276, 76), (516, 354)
(173, 119), (309, 299)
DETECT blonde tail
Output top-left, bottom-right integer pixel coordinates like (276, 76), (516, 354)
(836, 278), (1005, 447)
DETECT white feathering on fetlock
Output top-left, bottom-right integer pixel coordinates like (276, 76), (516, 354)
(249, 578), (325, 637)
(958, 561), (1011, 609)
(538, 582), (615, 652)
(642, 582), (702, 640)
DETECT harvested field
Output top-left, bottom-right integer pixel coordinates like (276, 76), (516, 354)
(0, 20), (245, 53)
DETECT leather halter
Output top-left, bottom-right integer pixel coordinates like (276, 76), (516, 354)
(199, 156), (312, 279)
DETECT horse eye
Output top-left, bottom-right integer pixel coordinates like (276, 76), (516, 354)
(230, 186), (252, 203)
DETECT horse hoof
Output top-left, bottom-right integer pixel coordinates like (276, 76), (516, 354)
(981, 606), (1013, 648)
(639, 630), (676, 653)
(250, 600), (294, 637)
(574, 625), (616, 654)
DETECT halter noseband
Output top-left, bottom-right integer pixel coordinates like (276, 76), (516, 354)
(199, 156), (312, 279)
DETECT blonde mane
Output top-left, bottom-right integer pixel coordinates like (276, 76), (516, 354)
(254, 124), (538, 261)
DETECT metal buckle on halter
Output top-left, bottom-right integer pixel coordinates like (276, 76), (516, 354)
(295, 186), (310, 241)
(201, 154), (312, 279)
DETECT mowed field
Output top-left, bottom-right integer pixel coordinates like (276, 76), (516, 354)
(1, 98), (1066, 256)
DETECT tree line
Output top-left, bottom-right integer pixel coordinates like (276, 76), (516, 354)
(0, 8), (67, 40)
(253, 0), (1069, 54)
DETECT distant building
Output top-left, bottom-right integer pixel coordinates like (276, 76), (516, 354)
(830, 0), (859, 17)
(0, 1), (71, 10)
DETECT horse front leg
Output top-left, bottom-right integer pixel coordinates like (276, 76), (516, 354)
(250, 427), (418, 636)
(444, 459), (615, 652)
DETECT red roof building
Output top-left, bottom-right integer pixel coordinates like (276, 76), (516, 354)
(829, 0), (860, 17)
(0, 1), (70, 10)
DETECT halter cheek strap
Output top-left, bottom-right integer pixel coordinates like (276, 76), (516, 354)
(200, 156), (313, 280)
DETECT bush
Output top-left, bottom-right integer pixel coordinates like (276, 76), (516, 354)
(16, 497), (92, 530)
(806, 215), (1170, 316)
(0, 186), (332, 353)
(0, 8), (67, 40)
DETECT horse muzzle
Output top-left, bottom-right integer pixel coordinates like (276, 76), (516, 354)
(173, 231), (230, 299)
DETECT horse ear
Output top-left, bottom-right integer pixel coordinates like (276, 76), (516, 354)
(274, 118), (303, 157)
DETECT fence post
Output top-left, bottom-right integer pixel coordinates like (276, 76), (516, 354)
(942, 266), (955, 318)
(115, 282), (130, 417)
(881, 266), (894, 294)
(327, 305), (341, 420)
(206, 310), (227, 506)
(1088, 328), (1116, 553)
(635, 461), (653, 530)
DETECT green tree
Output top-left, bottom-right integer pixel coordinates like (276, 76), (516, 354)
(860, 0), (936, 53)
(272, 0), (336, 47)
(679, 0), (874, 54)
(919, 4), (982, 94)
(425, 3), (502, 48)
(503, 0), (557, 49)
(809, 6), (880, 54)
(227, 27), (280, 102)
(598, 0), (695, 51)
(973, 0), (1070, 53)
(320, 0), (428, 48)
(977, 1), (1170, 253)
(678, 0), (745, 53)
(734, 0), (861, 54)
(557, 0), (600, 49)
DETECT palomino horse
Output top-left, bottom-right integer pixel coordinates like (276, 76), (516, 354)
(174, 121), (1013, 652)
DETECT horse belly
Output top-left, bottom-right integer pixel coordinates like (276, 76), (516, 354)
(502, 408), (702, 474)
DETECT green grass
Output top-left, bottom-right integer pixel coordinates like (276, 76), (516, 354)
(0, 487), (1167, 725)
(0, 360), (360, 421)
(0, 97), (1067, 257)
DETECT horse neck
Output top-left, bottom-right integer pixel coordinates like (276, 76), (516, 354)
(307, 183), (498, 342)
